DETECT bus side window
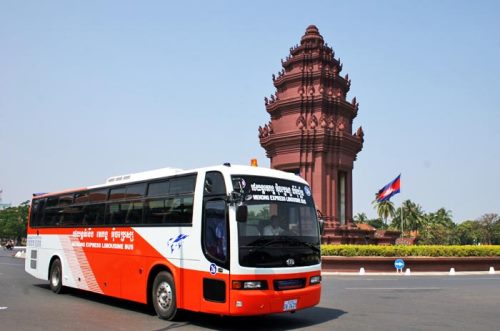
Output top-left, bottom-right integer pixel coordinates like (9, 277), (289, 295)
(204, 172), (226, 196)
(145, 199), (168, 224)
(44, 207), (62, 226)
(62, 205), (84, 226)
(148, 180), (170, 197)
(36, 198), (47, 227)
(203, 200), (227, 263)
(84, 203), (105, 226)
(30, 200), (41, 227)
(170, 175), (196, 195)
(106, 202), (128, 225)
(126, 201), (144, 224)
(125, 183), (146, 199)
(167, 196), (193, 224)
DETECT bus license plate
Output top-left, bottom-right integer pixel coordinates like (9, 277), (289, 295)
(283, 299), (297, 311)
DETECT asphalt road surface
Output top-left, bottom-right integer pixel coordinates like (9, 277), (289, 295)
(1, 249), (499, 331)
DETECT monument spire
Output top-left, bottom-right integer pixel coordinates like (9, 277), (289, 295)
(259, 25), (365, 244)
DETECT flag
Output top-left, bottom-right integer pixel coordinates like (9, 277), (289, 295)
(376, 174), (401, 202)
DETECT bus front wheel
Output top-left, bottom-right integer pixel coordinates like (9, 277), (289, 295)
(152, 271), (178, 320)
(49, 259), (63, 294)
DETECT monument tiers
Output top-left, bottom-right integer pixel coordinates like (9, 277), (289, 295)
(259, 25), (399, 244)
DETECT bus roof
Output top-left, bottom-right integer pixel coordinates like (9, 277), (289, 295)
(33, 164), (307, 199)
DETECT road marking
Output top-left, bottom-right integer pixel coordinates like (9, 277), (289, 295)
(0, 307), (7, 310)
(346, 287), (442, 290)
(444, 277), (500, 281)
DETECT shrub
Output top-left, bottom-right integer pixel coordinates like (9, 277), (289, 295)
(321, 245), (500, 257)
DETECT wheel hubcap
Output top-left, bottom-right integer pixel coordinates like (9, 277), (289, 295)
(51, 267), (60, 287)
(156, 281), (173, 310)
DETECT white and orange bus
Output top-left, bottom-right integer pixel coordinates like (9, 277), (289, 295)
(25, 164), (322, 320)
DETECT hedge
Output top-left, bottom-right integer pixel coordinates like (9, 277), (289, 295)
(321, 245), (500, 257)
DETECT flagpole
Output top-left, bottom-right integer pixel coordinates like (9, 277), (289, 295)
(401, 204), (404, 238)
(400, 173), (403, 238)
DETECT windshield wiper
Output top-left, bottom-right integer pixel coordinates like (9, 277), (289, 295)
(246, 237), (320, 253)
(282, 237), (321, 253)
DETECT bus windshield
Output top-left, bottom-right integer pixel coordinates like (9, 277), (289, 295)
(232, 175), (321, 268)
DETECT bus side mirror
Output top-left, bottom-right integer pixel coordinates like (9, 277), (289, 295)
(319, 217), (325, 235)
(316, 209), (325, 235)
(236, 205), (248, 223)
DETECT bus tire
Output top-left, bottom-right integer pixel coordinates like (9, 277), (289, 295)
(49, 259), (64, 294)
(152, 271), (178, 320)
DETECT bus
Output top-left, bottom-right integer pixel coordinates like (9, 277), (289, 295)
(25, 164), (322, 320)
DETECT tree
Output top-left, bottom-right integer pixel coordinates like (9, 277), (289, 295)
(402, 200), (425, 233)
(455, 220), (484, 245)
(430, 208), (454, 226)
(367, 218), (388, 230)
(417, 209), (457, 245)
(354, 212), (368, 224)
(0, 201), (30, 244)
(477, 213), (499, 245)
(493, 218), (500, 245)
(390, 199), (425, 235)
(372, 199), (395, 225)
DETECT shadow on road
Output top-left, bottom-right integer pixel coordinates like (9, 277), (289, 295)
(33, 283), (345, 330)
(33, 284), (155, 316)
(154, 306), (346, 331)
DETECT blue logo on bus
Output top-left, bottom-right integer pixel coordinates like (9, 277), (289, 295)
(167, 234), (188, 253)
(210, 263), (217, 275)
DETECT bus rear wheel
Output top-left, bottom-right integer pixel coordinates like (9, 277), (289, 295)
(152, 271), (178, 320)
(49, 259), (64, 294)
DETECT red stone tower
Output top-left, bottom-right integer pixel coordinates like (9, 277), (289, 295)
(259, 25), (365, 243)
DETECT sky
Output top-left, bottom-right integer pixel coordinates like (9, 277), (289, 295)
(1, 0), (499, 222)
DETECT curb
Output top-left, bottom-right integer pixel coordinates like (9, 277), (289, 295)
(322, 271), (497, 276)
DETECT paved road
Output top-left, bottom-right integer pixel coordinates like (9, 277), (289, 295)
(1, 249), (499, 331)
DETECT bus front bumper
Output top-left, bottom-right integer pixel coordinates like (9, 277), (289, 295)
(228, 284), (321, 316)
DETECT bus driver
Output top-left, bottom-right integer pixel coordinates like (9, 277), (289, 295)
(263, 215), (285, 236)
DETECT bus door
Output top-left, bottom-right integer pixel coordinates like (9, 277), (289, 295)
(201, 171), (230, 314)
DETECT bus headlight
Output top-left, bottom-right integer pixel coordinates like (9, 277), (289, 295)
(244, 281), (263, 289)
(232, 280), (268, 290)
(310, 276), (321, 285)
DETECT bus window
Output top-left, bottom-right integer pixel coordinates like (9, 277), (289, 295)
(58, 205), (81, 226)
(126, 183), (147, 199)
(106, 202), (129, 225)
(84, 203), (105, 225)
(58, 194), (74, 206)
(109, 187), (126, 201)
(204, 172), (226, 196)
(89, 189), (108, 203)
(170, 175), (196, 195)
(148, 180), (170, 197)
(126, 201), (144, 224)
(46, 196), (58, 208)
(74, 191), (89, 204)
(203, 199), (227, 263)
(30, 199), (47, 227)
(145, 198), (171, 224)
(167, 196), (193, 224)
(44, 207), (62, 226)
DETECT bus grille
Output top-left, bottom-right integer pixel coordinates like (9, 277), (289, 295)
(273, 278), (305, 291)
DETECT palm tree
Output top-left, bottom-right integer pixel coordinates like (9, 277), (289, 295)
(354, 212), (368, 224)
(401, 199), (425, 234)
(372, 199), (395, 225)
(425, 208), (457, 244)
(390, 200), (426, 236)
(432, 208), (454, 227)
